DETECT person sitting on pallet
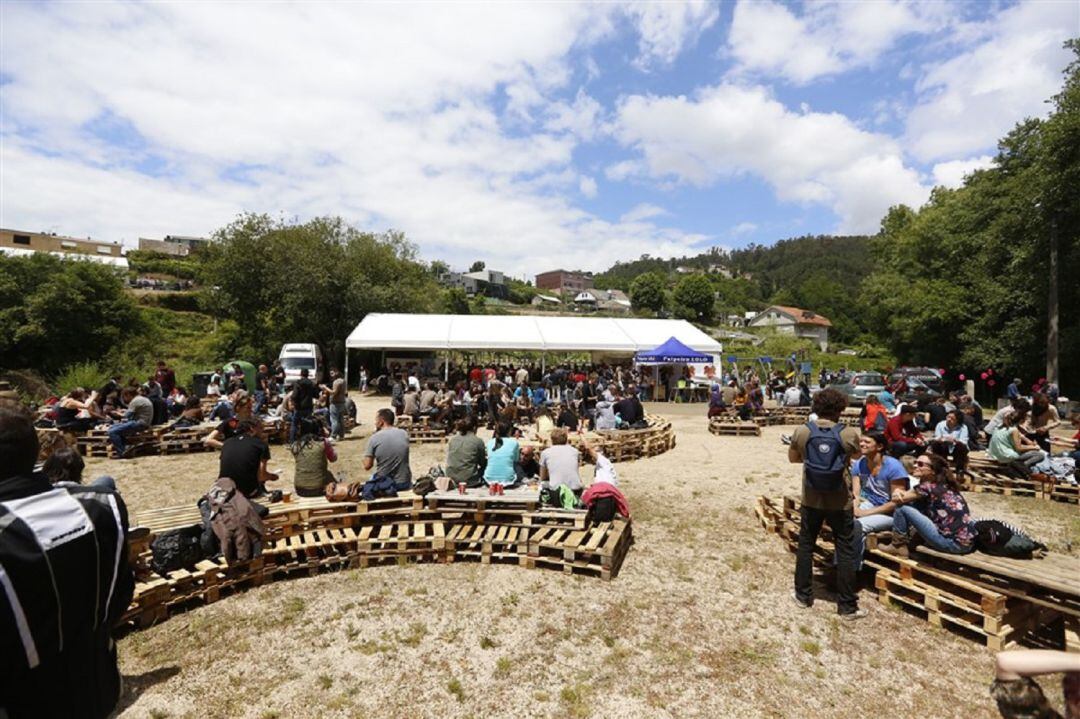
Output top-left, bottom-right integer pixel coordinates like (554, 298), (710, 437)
(1023, 393), (1061, 453)
(987, 406), (1047, 479)
(1049, 412), (1080, 464)
(883, 452), (976, 557)
(363, 409), (412, 491)
(170, 396), (204, 429)
(107, 385), (154, 458)
(483, 421), (520, 492)
(446, 416), (487, 489)
(849, 432), (908, 569)
(860, 394), (889, 432)
(291, 416), (337, 498)
(54, 387), (106, 433)
(789, 387), (866, 620)
(540, 427), (583, 496)
(218, 418), (277, 499)
(616, 385), (645, 428)
(579, 439), (629, 521)
(885, 404), (925, 457)
(930, 409), (971, 474)
(401, 384), (421, 422)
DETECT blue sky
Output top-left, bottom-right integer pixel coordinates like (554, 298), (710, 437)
(1, 1), (1077, 277)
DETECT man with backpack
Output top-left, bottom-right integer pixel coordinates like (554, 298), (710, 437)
(0, 401), (135, 718)
(789, 387), (866, 620)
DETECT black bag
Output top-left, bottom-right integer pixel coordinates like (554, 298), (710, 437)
(974, 519), (1046, 558)
(150, 524), (206, 575)
(587, 496), (617, 523)
(412, 475), (436, 496)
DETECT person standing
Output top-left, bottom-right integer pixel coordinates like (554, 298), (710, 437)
(322, 368), (347, 440)
(154, 360), (176, 397)
(0, 402), (135, 718)
(789, 388), (866, 620)
(362, 409), (412, 490)
(289, 368), (317, 443)
(253, 364), (270, 416)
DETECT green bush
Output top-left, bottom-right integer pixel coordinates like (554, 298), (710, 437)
(136, 291), (201, 312)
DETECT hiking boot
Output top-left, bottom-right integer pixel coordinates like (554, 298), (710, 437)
(839, 608), (868, 621)
(791, 590), (812, 609)
(878, 533), (909, 559)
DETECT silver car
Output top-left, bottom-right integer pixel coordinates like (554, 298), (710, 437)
(831, 372), (886, 406)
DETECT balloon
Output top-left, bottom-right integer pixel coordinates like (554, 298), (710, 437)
(958, 374), (966, 381)
(980, 372), (988, 380)
(938, 368), (946, 375)
(1039, 377), (1046, 384)
(987, 369), (994, 376)
(987, 379), (996, 387)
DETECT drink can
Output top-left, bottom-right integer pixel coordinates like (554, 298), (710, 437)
(458, 482), (466, 495)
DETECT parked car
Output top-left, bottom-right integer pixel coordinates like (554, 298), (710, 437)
(830, 372), (886, 406)
(278, 343), (325, 388)
(888, 366), (944, 402)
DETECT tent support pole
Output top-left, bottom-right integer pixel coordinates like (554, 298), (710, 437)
(344, 345), (350, 390)
(444, 352), (449, 382)
(541, 353), (546, 375)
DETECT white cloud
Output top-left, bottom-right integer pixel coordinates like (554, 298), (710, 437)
(730, 221), (757, 236)
(904, 0), (1078, 162)
(620, 203), (668, 223)
(624, 0), (720, 69)
(612, 84), (930, 233)
(726, 0), (943, 84)
(931, 155), (995, 189)
(0, 2), (713, 275)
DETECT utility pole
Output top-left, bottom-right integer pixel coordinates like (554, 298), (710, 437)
(1046, 216), (1059, 387)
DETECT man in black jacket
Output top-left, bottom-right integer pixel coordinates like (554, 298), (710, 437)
(0, 401), (135, 718)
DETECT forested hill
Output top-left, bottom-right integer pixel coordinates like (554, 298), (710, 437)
(592, 234), (876, 345)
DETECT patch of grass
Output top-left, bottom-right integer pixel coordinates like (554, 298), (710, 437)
(494, 656), (512, 677)
(150, 711), (171, 719)
(799, 625), (812, 636)
(399, 621), (428, 647)
(533, 691), (551, 702)
(317, 674), (334, 690)
(281, 597), (306, 624)
(259, 712), (280, 719)
(479, 635), (498, 649)
(502, 592), (520, 607)
(801, 640), (821, 656)
(354, 639), (393, 655)
(560, 683), (591, 718)
(404, 586), (429, 597)
(447, 678), (466, 702)
(602, 634), (616, 648)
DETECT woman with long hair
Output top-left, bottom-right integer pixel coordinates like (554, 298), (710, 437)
(1024, 393), (1061, 452)
(290, 416), (337, 497)
(54, 388), (103, 432)
(883, 452), (976, 556)
(988, 408), (1045, 478)
(850, 432), (909, 567)
(483, 420), (520, 490)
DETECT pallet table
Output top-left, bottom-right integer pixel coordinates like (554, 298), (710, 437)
(708, 419), (762, 437)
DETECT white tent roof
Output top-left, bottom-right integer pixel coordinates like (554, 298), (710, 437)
(346, 313), (722, 354)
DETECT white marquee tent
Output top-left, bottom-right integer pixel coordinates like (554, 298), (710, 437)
(343, 313), (723, 382)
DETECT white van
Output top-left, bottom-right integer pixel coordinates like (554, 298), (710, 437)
(278, 343), (324, 388)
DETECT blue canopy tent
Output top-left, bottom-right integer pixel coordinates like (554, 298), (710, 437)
(633, 336), (712, 365)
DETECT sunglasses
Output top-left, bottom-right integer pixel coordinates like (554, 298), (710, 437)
(914, 460), (934, 468)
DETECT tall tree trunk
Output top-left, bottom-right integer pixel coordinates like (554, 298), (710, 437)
(1046, 218), (1059, 386)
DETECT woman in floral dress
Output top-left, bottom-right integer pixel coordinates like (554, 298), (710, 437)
(881, 452), (976, 557)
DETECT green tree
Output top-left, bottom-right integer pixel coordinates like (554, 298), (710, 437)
(469, 260), (485, 272)
(672, 273), (715, 323)
(429, 260), (450, 277)
(629, 272), (666, 314)
(0, 254), (146, 375)
(442, 288), (471, 314)
(200, 214), (438, 368)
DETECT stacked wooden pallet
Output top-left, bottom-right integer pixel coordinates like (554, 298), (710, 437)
(518, 414), (675, 462)
(397, 416), (449, 443)
(965, 455), (1078, 504)
(77, 427), (160, 458)
(755, 495), (1080, 651)
(120, 491), (632, 631)
(708, 418), (762, 437)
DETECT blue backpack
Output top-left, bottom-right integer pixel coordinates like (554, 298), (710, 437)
(803, 422), (847, 493)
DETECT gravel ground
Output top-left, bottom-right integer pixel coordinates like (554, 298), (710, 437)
(93, 395), (1078, 719)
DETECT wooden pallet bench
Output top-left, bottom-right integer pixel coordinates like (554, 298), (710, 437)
(756, 495), (1080, 651)
(708, 419), (762, 437)
(966, 455), (1078, 504)
(120, 494), (632, 631)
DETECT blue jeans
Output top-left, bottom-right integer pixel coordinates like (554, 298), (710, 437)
(853, 502), (894, 569)
(290, 409), (312, 443)
(108, 420), (147, 455)
(90, 475), (117, 491)
(253, 391), (266, 416)
(889, 440), (921, 457)
(892, 505), (974, 555)
(329, 402), (346, 439)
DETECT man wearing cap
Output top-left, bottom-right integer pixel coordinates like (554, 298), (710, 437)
(885, 404), (925, 457)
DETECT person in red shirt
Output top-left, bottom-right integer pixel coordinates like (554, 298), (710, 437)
(886, 404), (925, 457)
(469, 366), (482, 385)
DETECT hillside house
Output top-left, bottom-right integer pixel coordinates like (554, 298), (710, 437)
(748, 305), (832, 351)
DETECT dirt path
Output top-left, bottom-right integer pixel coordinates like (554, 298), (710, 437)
(98, 396), (1077, 718)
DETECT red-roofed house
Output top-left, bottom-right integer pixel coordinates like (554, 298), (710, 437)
(748, 305), (832, 351)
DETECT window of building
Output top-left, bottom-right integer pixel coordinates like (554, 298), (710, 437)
(13, 234), (31, 245)
(97, 246), (112, 254)
(61, 240), (77, 249)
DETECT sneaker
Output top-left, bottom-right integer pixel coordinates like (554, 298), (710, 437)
(780, 434), (792, 446)
(791, 590), (812, 609)
(839, 608), (869, 621)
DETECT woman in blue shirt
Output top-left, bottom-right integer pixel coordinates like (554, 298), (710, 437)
(484, 421), (520, 489)
(850, 432), (910, 568)
(931, 409), (970, 474)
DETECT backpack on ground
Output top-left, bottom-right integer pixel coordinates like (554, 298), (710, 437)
(803, 422), (847, 493)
